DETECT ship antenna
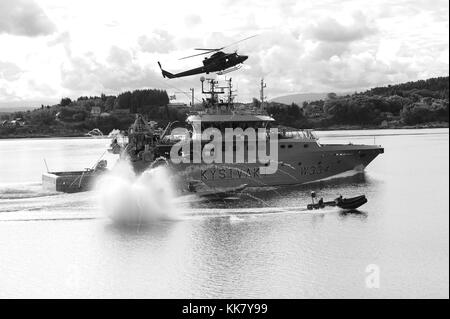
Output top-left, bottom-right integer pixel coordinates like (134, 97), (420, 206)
(43, 158), (49, 173)
(189, 88), (194, 107)
(260, 78), (267, 111)
(227, 78), (236, 109)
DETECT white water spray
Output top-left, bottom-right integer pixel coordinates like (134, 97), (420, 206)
(95, 160), (180, 225)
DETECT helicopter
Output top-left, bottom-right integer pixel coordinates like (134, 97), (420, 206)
(157, 35), (255, 79)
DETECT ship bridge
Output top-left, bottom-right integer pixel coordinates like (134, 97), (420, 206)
(186, 113), (275, 135)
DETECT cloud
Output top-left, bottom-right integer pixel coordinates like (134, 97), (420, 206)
(310, 12), (377, 43)
(27, 79), (58, 97)
(47, 31), (72, 56)
(184, 14), (202, 27)
(0, 86), (19, 101)
(310, 42), (351, 61)
(0, 61), (23, 81)
(0, 0), (56, 36)
(61, 46), (165, 94)
(107, 46), (133, 67)
(105, 20), (120, 28)
(138, 30), (175, 53)
(0, 0), (448, 106)
(237, 22), (444, 97)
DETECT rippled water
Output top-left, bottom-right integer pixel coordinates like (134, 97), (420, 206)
(0, 129), (448, 298)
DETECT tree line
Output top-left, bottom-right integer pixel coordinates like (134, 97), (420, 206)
(0, 88), (171, 137)
(1, 76), (448, 138)
(267, 76), (449, 128)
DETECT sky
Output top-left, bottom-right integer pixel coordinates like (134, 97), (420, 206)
(0, 0), (448, 108)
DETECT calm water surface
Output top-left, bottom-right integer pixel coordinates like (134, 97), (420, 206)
(0, 129), (448, 298)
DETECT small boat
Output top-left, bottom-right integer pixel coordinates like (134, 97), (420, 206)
(307, 195), (368, 210)
(42, 160), (107, 193)
(335, 195), (367, 210)
(85, 128), (104, 137)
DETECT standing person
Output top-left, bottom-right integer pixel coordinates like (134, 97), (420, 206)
(311, 191), (316, 205)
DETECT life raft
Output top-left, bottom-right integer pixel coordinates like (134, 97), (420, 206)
(335, 195), (367, 210)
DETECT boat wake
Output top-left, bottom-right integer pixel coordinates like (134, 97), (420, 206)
(180, 206), (328, 219)
(0, 204), (338, 222)
(0, 190), (95, 214)
(0, 182), (60, 200)
(0, 161), (358, 223)
(304, 168), (364, 184)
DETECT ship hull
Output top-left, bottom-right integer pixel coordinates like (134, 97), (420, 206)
(130, 141), (383, 190)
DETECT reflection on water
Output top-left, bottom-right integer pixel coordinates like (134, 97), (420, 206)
(188, 173), (372, 210)
(338, 209), (369, 220)
(0, 129), (448, 298)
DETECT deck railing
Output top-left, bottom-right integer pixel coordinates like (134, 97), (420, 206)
(279, 129), (318, 140)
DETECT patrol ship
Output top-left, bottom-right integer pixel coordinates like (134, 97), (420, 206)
(109, 77), (383, 191)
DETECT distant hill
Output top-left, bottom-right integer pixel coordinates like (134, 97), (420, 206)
(0, 100), (58, 113)
(270, 93), (329, 106)
(265, 76), (448, 129)
(270, 77), (449, 107)
(365, 76), (449, 99)
(270, 92), (353, 106)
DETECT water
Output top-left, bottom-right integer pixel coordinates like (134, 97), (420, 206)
(0, 129), (448, 298)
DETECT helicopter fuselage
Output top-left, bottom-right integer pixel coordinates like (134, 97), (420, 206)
(158, 52), (248, 79)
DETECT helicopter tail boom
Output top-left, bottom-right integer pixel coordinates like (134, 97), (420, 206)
(157, 62), (175, 79)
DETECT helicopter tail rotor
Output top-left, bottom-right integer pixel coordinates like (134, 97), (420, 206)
(157, 61), (175, 79)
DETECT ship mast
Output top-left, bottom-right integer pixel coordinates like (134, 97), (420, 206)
(260, 78), (267, 110)
(189, 88), (194, 107)
(226, 78), (236, 108)
(200, 77), (224, 111)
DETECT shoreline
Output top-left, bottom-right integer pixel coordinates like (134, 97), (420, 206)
(0, 133), (108, 140)
(0, 123), (448, 140)
(314, 122), (449, 131)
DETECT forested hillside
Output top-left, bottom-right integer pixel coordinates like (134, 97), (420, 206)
(0, 89), (170, 137)
(268, 76), (448, 129)
(1, 76), (448, 138)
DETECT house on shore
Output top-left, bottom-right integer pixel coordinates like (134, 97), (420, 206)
(2, 118), (26, 127)
(91, 106), (101, 117)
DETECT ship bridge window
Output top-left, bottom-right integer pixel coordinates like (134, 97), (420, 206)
(280, 144), (286, 149)
(303, 144), (309, 148)
(203, 121), (269, 133)
(288, 144), (293, 148)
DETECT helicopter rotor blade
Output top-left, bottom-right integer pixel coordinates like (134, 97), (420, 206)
(179, 50), (216, 60)
(194, 48), (221, 51)
(179, 35), (257, 60)
(220, 34), (257, 50)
